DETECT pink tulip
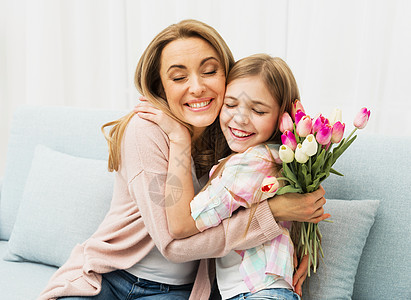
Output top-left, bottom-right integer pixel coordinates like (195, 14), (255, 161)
(281, 130), (297, 151)
(295, 110), (306, 125)
(261, 176), (279, 194)
(354, 107), (371, 129)
(312, 114), (330, 134)
(316, 124), (332, 145)
(331, 121), (345, 143)
(279, 112), (294, 133)
(296, 115), (312, 137)
(291, 99), (305, 120)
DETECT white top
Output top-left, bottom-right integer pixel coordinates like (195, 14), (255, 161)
(216, 251), (292, 300)
(127, 246), (199, 285)
(127, 158), (204, 285)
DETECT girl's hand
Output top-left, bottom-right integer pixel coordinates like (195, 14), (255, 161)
(293, 253), (308, 297)
(134, 100), (190, 144)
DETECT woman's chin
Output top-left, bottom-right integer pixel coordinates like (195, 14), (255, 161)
(185, 114), (219, 129)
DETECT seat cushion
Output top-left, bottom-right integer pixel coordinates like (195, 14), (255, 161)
(0, 241), (57, 300)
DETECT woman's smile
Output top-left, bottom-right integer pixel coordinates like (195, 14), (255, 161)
(185, 97), (214, 111)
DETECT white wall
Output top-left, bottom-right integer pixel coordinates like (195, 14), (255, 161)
(1, 0), (410, 177)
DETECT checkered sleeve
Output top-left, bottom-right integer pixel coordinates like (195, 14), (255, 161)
(190, 145), (278, 232)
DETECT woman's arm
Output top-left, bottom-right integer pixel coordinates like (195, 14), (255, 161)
(135, 103), (200, 238)
(125, 114), (328, 264)
(136, 103), (281, 239)
(123, 115), (283, 263)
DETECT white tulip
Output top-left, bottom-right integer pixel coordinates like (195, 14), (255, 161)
(295, 143), (309, 163)
(279, 144), (294, 163)
(301, 134), (318, 156)
(329, 108), (342, 125)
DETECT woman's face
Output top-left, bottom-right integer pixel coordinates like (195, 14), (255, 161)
(159, 37), (226, 133)
(220, 76), (280, 153)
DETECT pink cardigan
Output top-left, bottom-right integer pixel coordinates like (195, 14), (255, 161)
(38, 115), (282, 300)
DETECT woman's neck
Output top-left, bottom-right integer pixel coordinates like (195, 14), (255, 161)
(191, 126), (206, 144)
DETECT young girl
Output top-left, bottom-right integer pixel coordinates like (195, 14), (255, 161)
(136, 54), (302, 300)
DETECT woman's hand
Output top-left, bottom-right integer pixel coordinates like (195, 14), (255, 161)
(134, 98), (190, 144)
(268, 186), (330, 223)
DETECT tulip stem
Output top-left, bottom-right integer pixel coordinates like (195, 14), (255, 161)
(345, 128), (358, 144)
(308, 156), (312, 174)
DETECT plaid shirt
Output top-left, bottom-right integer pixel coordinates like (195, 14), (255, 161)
(190, 144), (294, 292)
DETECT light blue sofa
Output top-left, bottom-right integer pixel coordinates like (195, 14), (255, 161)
(0, 106), (410, 300)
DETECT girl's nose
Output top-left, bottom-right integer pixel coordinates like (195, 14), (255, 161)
(189, 76), (206, 96)
(233, 107), (250, 125)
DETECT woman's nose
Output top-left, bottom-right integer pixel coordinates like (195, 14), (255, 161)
(189, 76), (206, 96)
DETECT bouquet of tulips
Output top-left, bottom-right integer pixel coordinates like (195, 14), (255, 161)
(277, 100), (371, 276)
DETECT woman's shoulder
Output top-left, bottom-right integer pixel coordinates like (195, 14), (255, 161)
(124, 113), (169, 148)
(127, 113), (168, 137)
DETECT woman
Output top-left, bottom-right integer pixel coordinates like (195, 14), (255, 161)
(40, 19), (327, 300)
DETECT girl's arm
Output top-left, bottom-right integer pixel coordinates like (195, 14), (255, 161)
(135, 103), (199, 238)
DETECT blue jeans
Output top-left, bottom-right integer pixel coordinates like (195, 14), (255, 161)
(60, 270), (193, 299)
(227, 288), (301, 300)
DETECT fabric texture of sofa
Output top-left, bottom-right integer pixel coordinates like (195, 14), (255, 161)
(0, 105), (410, 300)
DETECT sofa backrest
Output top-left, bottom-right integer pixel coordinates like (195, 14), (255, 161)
(323, 134), (411, 299)
(1, 106), (410, 299)
(0, 106), (126, 240)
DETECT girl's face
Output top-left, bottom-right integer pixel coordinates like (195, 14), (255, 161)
(159, 37), (226, 136)
(220, 76), (280, 153)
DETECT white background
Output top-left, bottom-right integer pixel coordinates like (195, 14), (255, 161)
(1, 0), (411, 177)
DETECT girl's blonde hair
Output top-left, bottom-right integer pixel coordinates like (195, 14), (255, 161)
(102, 19), (234, 174)
(218, 54), (302, 246)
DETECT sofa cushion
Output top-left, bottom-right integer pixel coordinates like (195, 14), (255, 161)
(303, 199), (379, 300)
(321, 135), (411, 299)
(0, 106), (125, 240)
(0, 241), (57, 300)
(4, 145), (114, 267)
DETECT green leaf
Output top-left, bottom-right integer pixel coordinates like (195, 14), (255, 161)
(276, 177), (294, 184)
(330, 167), (344, 176)
(277, 185), (303, 195)
(324, 152), (334, 172)
(332, 135), (357, 164)
(283, 163), (298, 184)
(311, 149), (326, 178)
